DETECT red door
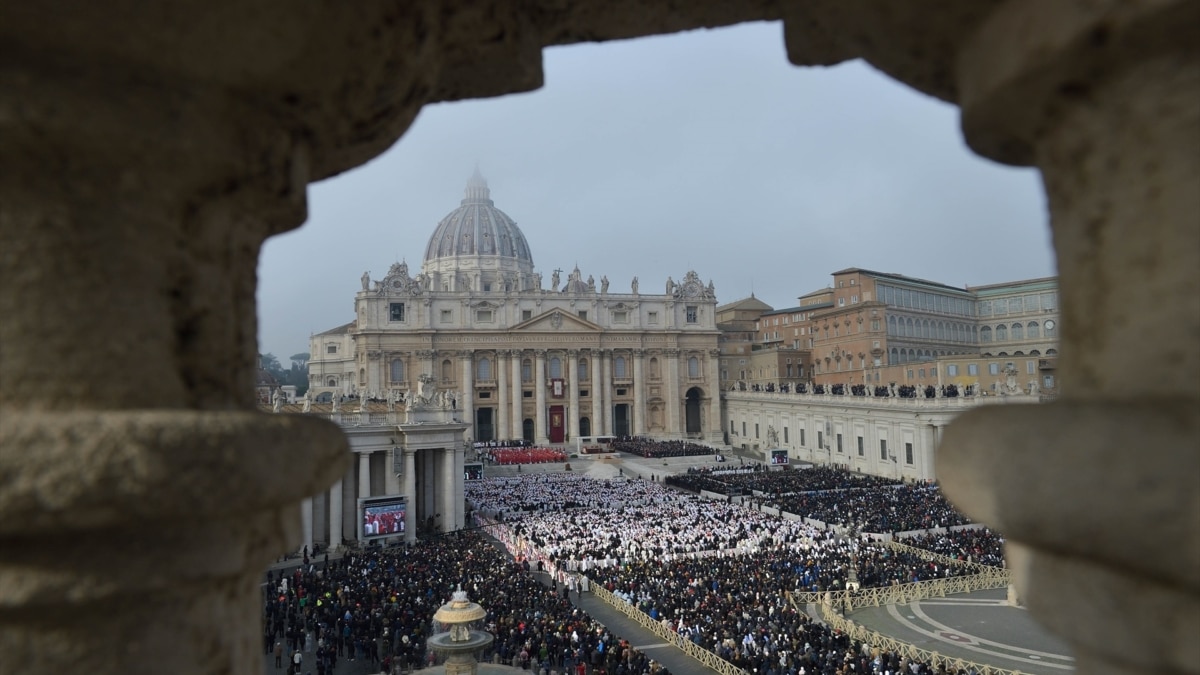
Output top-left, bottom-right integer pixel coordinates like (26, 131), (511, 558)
(548, 405), (565, 443)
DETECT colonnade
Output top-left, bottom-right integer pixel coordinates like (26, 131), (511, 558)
(298, 443), (464, 549)
(369, 347), (719, 442)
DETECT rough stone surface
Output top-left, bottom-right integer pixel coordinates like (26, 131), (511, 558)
(1, 2), (1196, 674)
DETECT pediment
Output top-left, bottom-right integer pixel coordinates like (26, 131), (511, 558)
(513, 309), (602, 332)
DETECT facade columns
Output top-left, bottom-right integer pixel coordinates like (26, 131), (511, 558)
(511, 351), (524, 440)
(600, 350), (613, 436)
(402, 449), (416, 544)
(329, 478), (343, 550)
(568, 350), (581, 440)
(935, 4), (1200, 675)
(300, 497), (314, 555)
(384, 448), (401, 496)
(632, 350), (645, 436)
(497, 351), (511, 441)
(590, 351), (603, 437)
(358, 452), (371, 499)
(459, 351), (475, 438)
(665, 349), (681, 437)
(707, 349), (721, 441)
(534, 350), (548, 444)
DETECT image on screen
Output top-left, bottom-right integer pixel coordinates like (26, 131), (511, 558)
(464, 462), (483, 481)
(361, 497), (406, 539)
(770, 449), (789, 465)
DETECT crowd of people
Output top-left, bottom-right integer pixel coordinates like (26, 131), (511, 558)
(764, 481), (973, 533)
(466, 473), (671, 521)
(731, 382), (972, 398)
(469, 472), (1004, 675)
(268, 463), (1002, 675)
(666, 465), (902, 498)
(485, 447), (569, 465)
(262, 531), (672, 675)
(612, 438), (715, 458)
(897, 527), (1006, 568)
(664, 467), (970, 533)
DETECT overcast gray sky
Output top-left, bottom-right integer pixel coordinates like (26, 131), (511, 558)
(257, 21), (1054, 360)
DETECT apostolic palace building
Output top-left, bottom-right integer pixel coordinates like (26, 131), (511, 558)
(308, 170), (723, 446)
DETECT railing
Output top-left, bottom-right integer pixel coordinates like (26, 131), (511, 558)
(589, 584), (748, 675)
(786, 564), (1011, 611)
(815, 595), (1029, 675)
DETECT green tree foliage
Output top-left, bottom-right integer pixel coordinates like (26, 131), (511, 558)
(261, 352), (309, 395)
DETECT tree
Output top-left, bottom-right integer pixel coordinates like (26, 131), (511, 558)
(260, 353), (285, 380)
(289, 353), (310, 369)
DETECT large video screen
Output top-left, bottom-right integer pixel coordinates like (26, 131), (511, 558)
(770, 449), (789, 465)
(465, 462), (483, 481)
(359, 496), (406, 540)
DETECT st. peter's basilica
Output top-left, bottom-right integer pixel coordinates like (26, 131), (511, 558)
(308, 170), (723, 446)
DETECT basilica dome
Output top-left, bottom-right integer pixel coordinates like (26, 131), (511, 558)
(422, 170), (535, 276)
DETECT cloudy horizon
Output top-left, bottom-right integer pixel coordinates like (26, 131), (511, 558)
(256, 21), (1054, 360)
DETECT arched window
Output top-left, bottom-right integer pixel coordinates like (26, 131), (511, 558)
(577, 358), (589, 381)
(1030, 349), (1041, 356)
(358, 368), (366, 385)
(476, 357), (491, 381)
(649, 357), (660, 379)
(549, 357), (562, 379)
(906, 317), (915, 337)
(441, 359), (453, 382)
(980, 326), (992, 342)
(521, 359), (532, 382)
(888, 316), (897, 335)
(390, 359), (405, 383)
(921, 320), (930, 339)
(1046, 348), (1058, 355)
(996, 324), (1008, 341)
(1027, 321), (1040, 338)
(688, 356), (700, 378)
(614, 356), (627, 378)
(889, 348), (898, 365)
(327, 378), (337, 387)
(1011, 323), (1024, 340)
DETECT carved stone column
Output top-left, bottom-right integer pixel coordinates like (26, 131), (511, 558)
(329, 478), (344, 551)
(568, 349), (581, 440)
(403, 449), (417, 544)
(600, 350), (613, 435)
(0, 22), (352, 673)
(358, 452), (372, 500)
(590, 350), (603, 436)
(665, 349), (681, 438)
(459, 350), (475, 437)
(300, 497), (314, 554)
(707, 349), (722, 443)
(937, 3), (1200, 674)
(511, 351), (524, 441)
(497, 350), (511, 441)
(534, 350), (548, 444)
(632, 349), (645, 436)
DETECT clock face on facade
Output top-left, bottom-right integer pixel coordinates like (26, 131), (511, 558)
(392, 279), (403, 288)
(1044, 320), (1056, 330)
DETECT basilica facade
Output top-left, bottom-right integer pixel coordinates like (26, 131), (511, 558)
(309, 171), (722, 445)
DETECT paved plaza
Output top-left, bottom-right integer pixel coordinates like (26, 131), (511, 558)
(265, 451), (1072, 675)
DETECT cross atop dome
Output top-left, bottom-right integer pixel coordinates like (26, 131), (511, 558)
(462, 167), (492, 206)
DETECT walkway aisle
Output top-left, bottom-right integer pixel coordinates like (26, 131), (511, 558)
(482, 532), (723, 675)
